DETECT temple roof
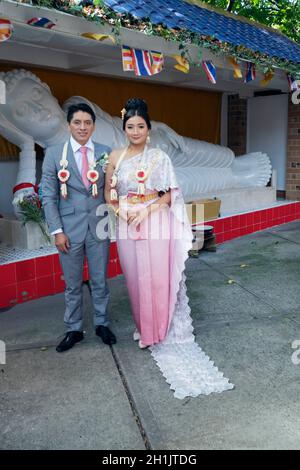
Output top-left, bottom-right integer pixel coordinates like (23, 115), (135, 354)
(104, 0), (300, 64)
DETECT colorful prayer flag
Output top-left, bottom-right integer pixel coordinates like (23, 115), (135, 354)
(202, 60), (217, 84)
(122, 45), (134, 71)
(228, 57), (242, 79)
(0, 19), (13, 42)
(244, 62), (256, 83)
(150, 50), (164, 75)
(27, 17), (56, 29)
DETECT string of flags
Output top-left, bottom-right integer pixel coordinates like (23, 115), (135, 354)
(0, 15), (298, 90)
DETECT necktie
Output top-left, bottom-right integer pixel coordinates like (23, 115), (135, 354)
(80, 146), (90, 190)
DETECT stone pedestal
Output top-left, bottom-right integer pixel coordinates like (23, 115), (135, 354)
(0, 217), (54, 249)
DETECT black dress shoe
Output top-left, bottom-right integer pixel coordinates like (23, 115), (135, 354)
(56, 331), (84, 353)
(95, 325), (116, 345)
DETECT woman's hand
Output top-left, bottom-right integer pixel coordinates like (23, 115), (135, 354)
(128, 207), (149, 227)
(118, 206), (128, 222)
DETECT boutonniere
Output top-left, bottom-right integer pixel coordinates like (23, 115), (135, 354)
(95, 152), (109, 172)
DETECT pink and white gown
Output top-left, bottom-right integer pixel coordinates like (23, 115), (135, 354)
(116, 147), (234, 399)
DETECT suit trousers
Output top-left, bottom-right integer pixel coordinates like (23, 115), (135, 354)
(59, 229), (110, 332)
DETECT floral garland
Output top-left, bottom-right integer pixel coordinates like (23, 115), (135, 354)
(33, 0), (300, 77)
(57, 141), (108, 198)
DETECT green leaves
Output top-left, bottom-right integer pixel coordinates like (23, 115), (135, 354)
(202, 0), (300, 44)
(93, 0), (105, 6)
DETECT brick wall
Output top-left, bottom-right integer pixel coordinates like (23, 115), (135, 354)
(227, 94), (247, 156)
(286, 97), (300, 200)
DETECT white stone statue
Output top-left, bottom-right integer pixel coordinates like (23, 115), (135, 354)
(0, 68), (272, 218)
(0, 69), (67, 215)
(64, 96), (272, 196)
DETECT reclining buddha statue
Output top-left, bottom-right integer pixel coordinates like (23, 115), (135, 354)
(0, 69), (272, 217)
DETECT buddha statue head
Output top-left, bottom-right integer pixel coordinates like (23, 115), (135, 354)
(0, 69), (66, 146)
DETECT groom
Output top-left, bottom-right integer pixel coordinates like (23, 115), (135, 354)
(42, 102), (116, 352)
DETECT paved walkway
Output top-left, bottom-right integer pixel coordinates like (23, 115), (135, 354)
(1, 220), (300, 449)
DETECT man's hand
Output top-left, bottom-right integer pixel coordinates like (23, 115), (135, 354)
(55, 232), (70, 253)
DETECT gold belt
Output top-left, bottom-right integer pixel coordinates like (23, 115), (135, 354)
(127, 192), (158, 204)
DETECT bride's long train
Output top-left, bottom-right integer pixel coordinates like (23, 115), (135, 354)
(150, 275), (234, 399)
(150, 184), (234, 399)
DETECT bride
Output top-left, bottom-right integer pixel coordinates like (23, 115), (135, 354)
(105, 97), (234, 399)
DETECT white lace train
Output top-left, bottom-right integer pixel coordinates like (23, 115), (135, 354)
(150, 275), (234, 399)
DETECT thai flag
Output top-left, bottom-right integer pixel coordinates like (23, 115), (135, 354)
(131, 48), (153, 76)
(202, 61), (217, 84)
(244, 62), (256, 83)
(287, 74), (299, 91)
(122, 45), (134, 71)
(27, 17), (56, 29)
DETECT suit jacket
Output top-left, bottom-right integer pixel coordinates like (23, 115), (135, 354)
(41, 140), (111, 243)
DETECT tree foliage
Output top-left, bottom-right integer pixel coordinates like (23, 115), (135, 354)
(202, 0), (300, 43)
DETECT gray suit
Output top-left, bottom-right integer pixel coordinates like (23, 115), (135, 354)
(42, 140), (111, 332)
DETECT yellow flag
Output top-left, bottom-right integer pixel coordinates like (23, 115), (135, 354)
(228, 57), (242, 79)
(260, 70), (274, 86)
(81, 33), (115, 44)
(172, 54), (190, 73)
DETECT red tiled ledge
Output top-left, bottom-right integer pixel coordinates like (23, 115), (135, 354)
(1, 201), (300, 309)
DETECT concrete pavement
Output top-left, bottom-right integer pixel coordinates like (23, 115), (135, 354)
(1, 220), (300, 449)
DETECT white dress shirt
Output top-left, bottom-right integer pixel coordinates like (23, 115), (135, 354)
(70, 135), (95, 174)
(51, 137), (95, 235)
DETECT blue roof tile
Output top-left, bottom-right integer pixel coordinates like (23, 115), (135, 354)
(104, 0), (300, 64)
